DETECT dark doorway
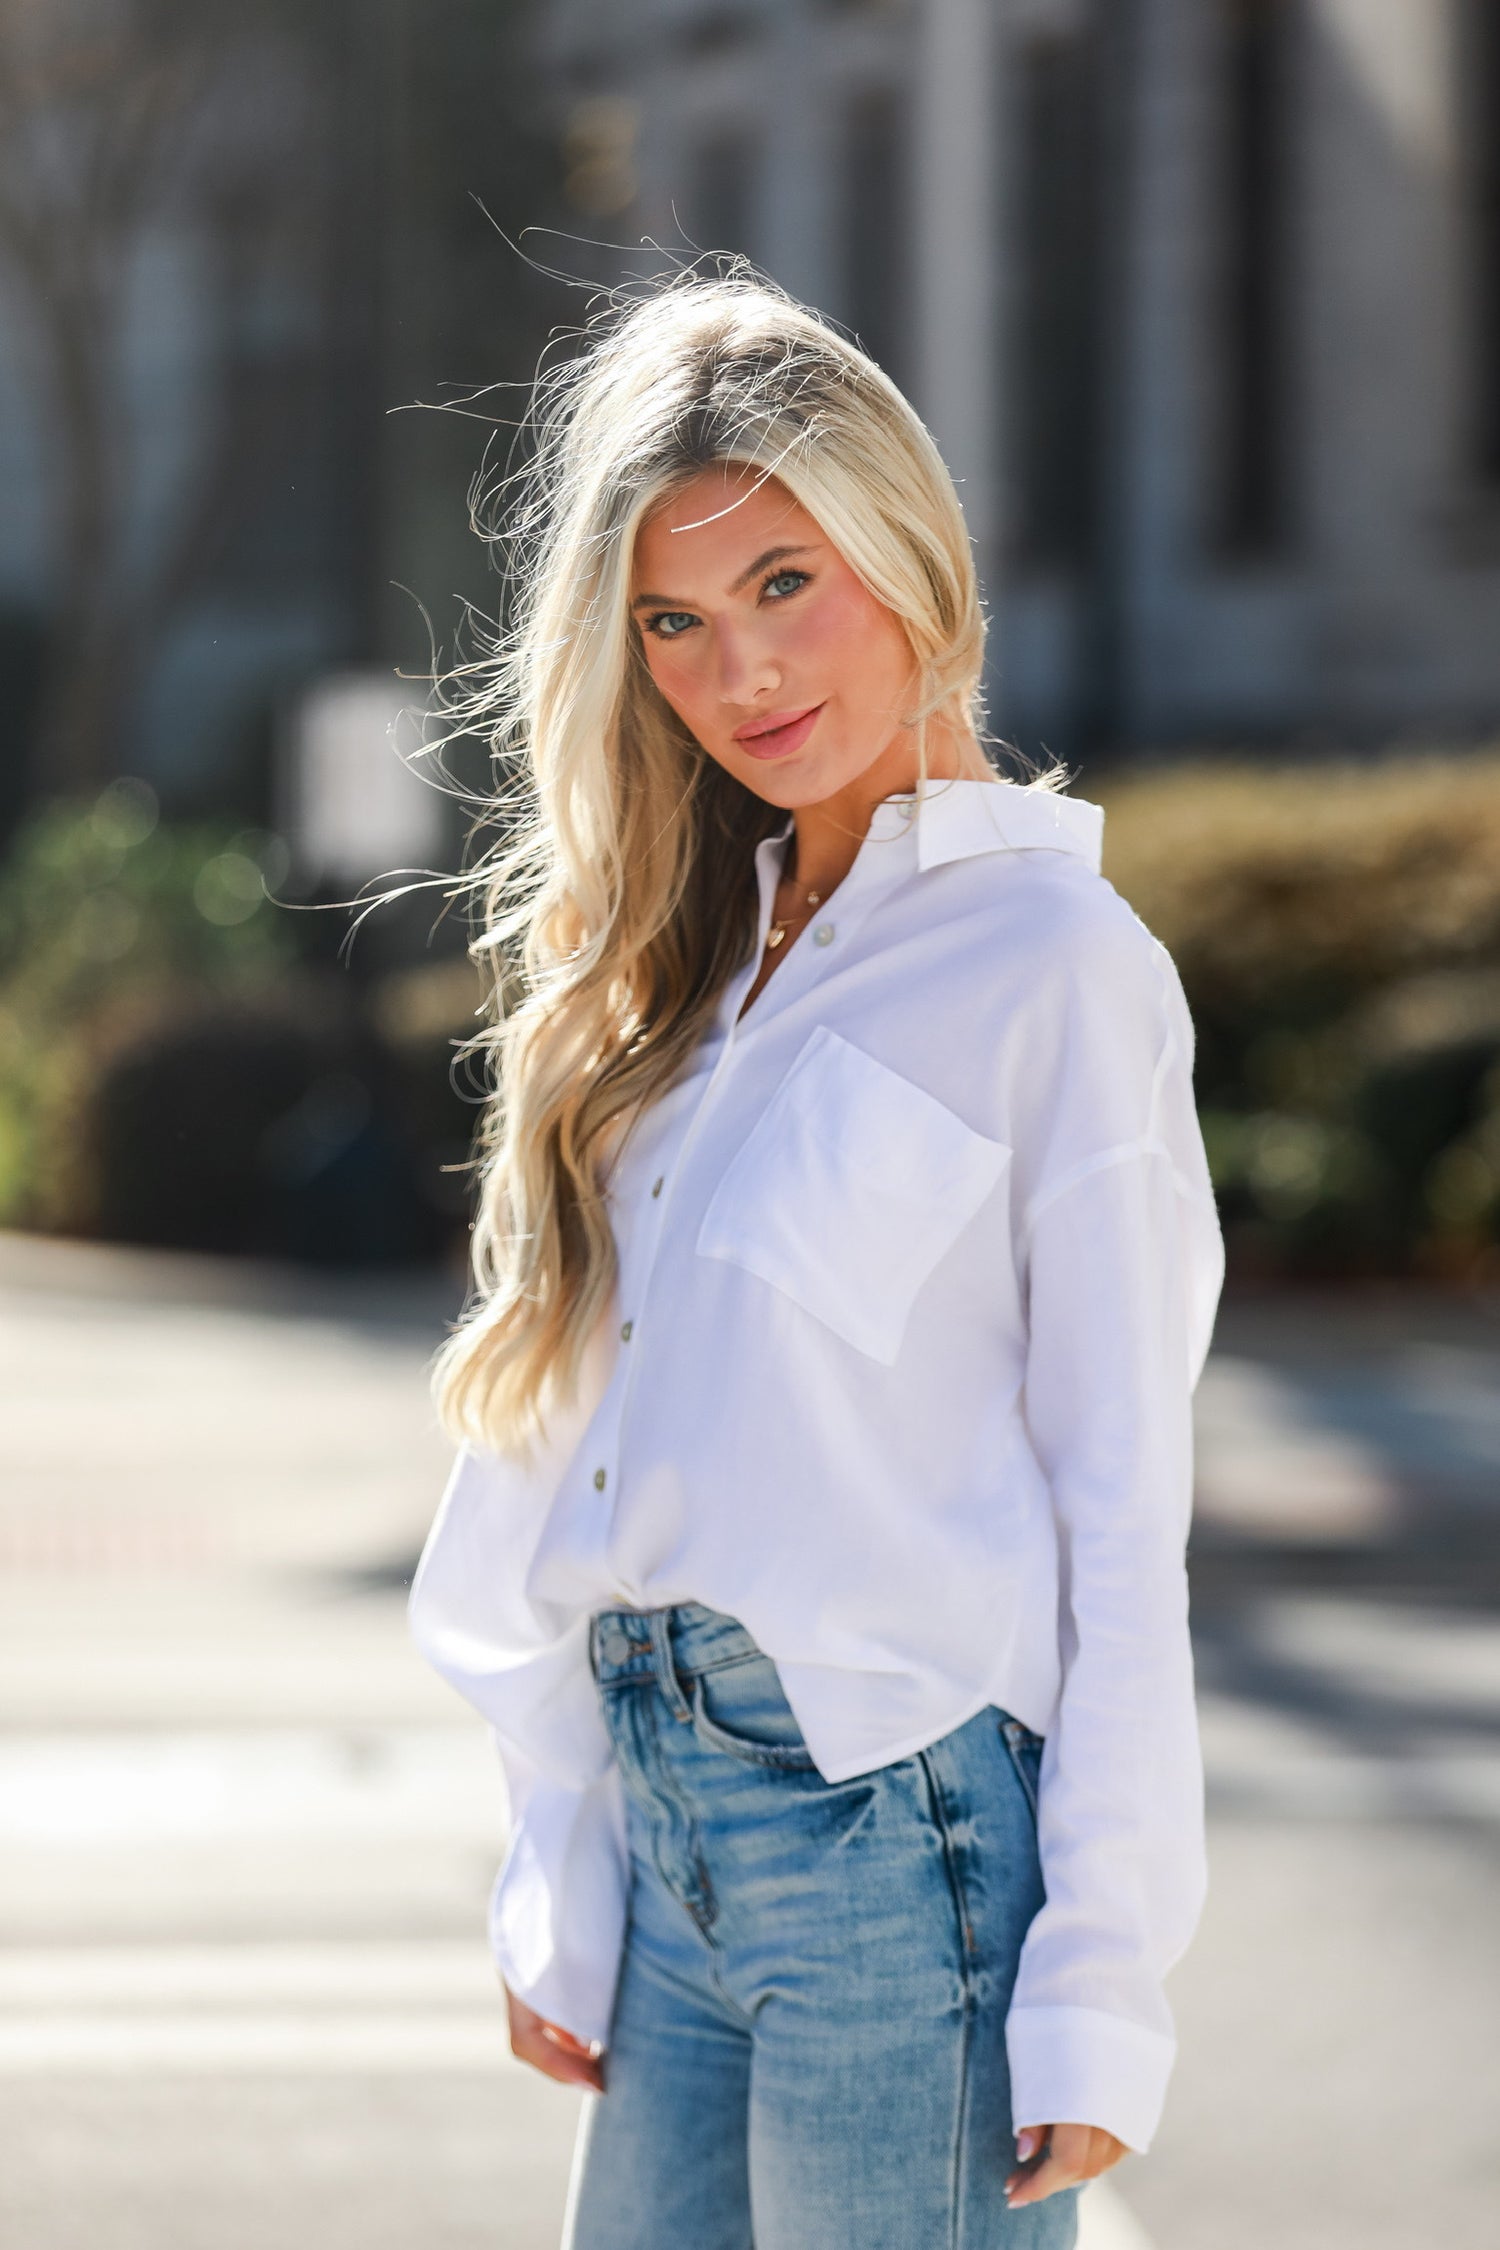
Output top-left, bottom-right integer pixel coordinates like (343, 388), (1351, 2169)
(842, 85), (911, 389)
(1010, 30), (1104, 572)
(1214, 0), (1295, 556)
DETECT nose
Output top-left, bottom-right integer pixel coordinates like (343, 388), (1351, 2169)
(713, 616), (781, 707)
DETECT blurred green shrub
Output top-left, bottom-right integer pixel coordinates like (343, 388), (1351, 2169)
(12, 756), (1500, 1283)
(0, 780), (295, 1231)
(0, 782), (475, 1261)
(1100, 751), (1500, 1280)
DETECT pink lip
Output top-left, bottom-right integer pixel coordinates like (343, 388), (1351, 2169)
(731, 703), (825, 760)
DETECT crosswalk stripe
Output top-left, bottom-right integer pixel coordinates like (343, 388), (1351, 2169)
(0, 2012), (522, 2073)
(0, 1941), (495, 2005)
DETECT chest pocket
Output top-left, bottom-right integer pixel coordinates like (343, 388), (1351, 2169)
(695, 1024), (1011, 1364)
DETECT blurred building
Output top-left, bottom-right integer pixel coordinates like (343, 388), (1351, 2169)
(2, 0), (1497, 841)
(0, 5), (383, 845)
(547, 0), (1500, 759)
(0, 0), (556, 859)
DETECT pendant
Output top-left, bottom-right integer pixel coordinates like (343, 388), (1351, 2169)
(766, 925), (786, 949)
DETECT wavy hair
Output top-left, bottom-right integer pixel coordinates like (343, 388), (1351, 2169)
(430, 268), (1058, 1453)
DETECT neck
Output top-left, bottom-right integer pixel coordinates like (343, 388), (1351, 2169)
(786, 715), (978, 894)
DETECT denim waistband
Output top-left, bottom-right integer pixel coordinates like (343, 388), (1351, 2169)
(589, 1599), (760, 1695)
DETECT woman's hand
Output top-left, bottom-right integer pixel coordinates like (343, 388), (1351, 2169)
(1005, 2121), (1128, 2207)
(501, 1980), (607, 2093)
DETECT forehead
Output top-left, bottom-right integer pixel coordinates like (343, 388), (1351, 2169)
(631, 465), (818, 586)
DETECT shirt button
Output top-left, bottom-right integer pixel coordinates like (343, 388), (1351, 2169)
(620, 1319), (633, 1342)
(651, 1176), (664, 1197)
(813, 922), (835, 947)
(593, 1466), (607, 1490)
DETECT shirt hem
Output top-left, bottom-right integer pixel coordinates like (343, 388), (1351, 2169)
(807, 1682), (1019, 1783)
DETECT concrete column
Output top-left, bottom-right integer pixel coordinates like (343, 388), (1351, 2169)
(912, 0), (1001, 564)
(761, 4), (840, 312)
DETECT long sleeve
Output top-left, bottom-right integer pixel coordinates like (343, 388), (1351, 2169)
(405, 1306), (631, 2051)
(487, 1731), (630, 2046)
(1007, 918), (1224, 2154)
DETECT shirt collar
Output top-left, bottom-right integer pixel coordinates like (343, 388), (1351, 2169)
(766, 776), (1103, 876)
(863, 778), (1110, 873)
(910, 775), (1104, 873)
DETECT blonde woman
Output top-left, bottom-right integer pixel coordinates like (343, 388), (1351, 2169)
(408, 272), (1224, 2248)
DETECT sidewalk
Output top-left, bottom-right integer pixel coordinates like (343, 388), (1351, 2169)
(3, 1233), (1498, 2249)
(0, 1231), (1166, 2247)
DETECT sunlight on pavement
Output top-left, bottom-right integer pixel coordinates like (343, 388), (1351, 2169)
(4, 1242), (1498, 2250)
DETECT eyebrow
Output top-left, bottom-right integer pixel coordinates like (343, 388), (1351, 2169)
(630, 543), (819, 611)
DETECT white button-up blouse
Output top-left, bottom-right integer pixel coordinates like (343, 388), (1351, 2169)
(407, 775), (1225, 2155)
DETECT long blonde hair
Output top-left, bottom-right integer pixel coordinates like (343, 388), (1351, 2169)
(431, 268), (1045, 1453)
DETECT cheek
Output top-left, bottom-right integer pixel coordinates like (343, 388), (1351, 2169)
(641, 640), (708, 719)
(789, 582), (910, 702)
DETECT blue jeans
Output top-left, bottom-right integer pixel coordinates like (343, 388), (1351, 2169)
(561, 1600), (1080, 2250)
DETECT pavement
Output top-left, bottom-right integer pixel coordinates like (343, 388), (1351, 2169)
(0, 1230), (1497, 2249)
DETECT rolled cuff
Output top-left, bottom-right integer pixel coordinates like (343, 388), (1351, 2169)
(1006, 2002), (1178, 2155)
(487, 1754), (631, 2051)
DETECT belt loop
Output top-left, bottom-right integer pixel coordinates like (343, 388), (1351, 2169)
(646, 1607), (694, 1724)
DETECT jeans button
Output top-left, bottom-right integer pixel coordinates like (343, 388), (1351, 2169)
(598, 1619), (632, 1666)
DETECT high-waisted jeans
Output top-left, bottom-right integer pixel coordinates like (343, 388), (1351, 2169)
(561, 1600), (1080, 2250)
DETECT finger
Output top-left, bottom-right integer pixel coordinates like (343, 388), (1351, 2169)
(510, 2023), (606, 2092)
(1006, 2149), (1080, 2209)
(502, 1987), (607, 2092)
(1056, 2123), (1129, 2178)
(503, 1989), (602, 2060)
(1005, 2127), (1131, 2206)
(540, 2020), (603, 2061)
(1005, 2122), (1092, 2207)
(1004, 2130), (1052, 2202)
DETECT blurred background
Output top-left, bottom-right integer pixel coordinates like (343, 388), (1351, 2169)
(0, 3), (1497, 2247)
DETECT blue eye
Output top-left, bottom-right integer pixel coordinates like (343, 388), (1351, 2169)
(645, 610), (698, 640)
(641, 569), (808, 639)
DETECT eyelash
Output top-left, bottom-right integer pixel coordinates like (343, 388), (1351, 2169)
(642, 567), (811, 641)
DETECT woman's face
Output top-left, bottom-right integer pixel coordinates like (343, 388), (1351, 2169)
(629, 463), (920, 810)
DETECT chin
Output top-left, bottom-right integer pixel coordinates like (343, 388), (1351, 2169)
(737, 774), (818, 813)
(730, 754), (855, 810)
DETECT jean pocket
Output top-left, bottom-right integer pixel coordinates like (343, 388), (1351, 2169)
(995, 1709), (1043, 1821)
(689, 1654), (820, 1771)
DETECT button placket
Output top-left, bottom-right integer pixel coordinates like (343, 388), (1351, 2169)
(596, 961), (761, 1544)
(594, 809), (912, 1533)
(740, 813), (918, 1021)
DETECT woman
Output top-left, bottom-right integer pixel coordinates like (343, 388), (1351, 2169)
(408, 271), (1224, 2248)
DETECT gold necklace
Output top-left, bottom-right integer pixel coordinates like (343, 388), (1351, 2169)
(765, 874), (823, 951)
